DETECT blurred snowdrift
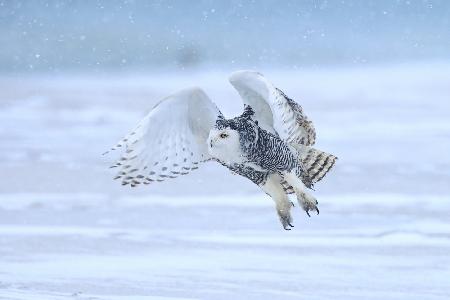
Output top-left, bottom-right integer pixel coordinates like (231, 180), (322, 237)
(0, 63), (449, 299)
(1, 62), (449, 196)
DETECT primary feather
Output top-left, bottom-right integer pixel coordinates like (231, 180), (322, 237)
(229, 70), (316, 147)
(106, 87), (222, 187)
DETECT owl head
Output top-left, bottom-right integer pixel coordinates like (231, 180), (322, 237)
(207, 105), (258, 164)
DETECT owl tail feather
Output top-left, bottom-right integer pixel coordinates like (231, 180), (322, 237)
(298, 146), (338, 184)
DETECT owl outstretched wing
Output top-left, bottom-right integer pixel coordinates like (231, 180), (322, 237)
(105, 87), (223, 187)
(229, 70), (316, 147)
(230, 71), (337, 185)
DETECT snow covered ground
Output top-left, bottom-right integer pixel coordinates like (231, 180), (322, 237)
(1, 63), (449, 299)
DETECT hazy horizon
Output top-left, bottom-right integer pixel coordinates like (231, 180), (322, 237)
(1, 0), (449, 74)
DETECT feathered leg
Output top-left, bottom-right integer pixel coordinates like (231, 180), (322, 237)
(282, 170), (319, 217)
(259, 173), (294, 230)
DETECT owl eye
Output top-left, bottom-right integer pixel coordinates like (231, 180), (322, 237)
(219, 133), (228, 139)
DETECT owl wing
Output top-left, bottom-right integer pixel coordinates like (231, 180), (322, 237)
(105, 87), (223, 187)
(229, 70), (316, 147)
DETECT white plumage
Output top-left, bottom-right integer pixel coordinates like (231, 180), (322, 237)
(105, 71), (337, 229)
(106, 88), (222, 187)
(229, 70), (316, 147)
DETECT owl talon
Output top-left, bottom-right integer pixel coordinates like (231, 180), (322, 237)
(279, 211), (294, 230)
(296, 191), (319, 218)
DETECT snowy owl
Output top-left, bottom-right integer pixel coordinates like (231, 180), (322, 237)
(105, 71), (337, 230)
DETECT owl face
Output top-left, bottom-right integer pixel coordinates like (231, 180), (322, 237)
(207, 127), (243, 164)
(208, 107), (257, 164)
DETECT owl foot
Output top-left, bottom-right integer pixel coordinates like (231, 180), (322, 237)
(278, 209), (294, 230)
(282, 170), (320, 218)
(299, 192), (319, 217)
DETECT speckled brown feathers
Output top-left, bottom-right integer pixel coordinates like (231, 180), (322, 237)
(278, 89), (316, 146)
(297, 145), (338, 184)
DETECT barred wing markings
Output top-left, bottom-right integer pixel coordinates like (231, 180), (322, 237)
(297, 145), (338, 184)
(229, 70), (337, 185)
(229, 70), (316, 147)
(106, 88), (222, 187)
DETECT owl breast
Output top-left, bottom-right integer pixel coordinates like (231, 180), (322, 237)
(242, 126), (297, 174)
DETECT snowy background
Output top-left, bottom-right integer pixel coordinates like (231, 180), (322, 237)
(1, 1), (450, 299)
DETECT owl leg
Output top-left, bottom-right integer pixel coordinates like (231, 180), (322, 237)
(260, 174), (294, 230)
(282, 170), (319, 217)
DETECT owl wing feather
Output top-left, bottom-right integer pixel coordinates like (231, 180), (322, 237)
(229, 70), (316, 147)
(229, 71), (338, 185)
(105, 87), (222, 187)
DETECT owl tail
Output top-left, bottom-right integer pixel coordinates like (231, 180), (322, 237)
(297, 146), (338, 184)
